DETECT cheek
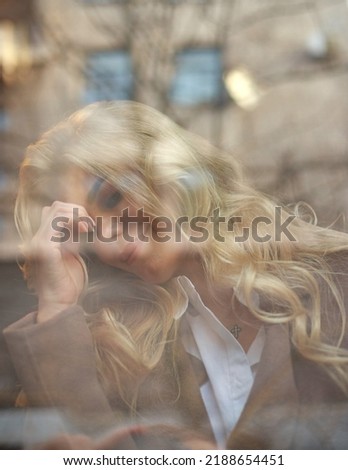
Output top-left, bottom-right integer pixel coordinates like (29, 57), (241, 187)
(135, 261), (175, 284)
(143, 241), (186, 278)
(86, 226), (191, 283)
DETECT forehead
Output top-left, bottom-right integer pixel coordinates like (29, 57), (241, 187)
(61, 166), (91, 207)
(61, 166), (129, 209)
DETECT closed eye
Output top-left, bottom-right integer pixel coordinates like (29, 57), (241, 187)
(98, 189), (122, 209)
(88, 177), (123, 210)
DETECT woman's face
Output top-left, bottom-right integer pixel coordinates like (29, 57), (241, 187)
(62, 167), (198, 284)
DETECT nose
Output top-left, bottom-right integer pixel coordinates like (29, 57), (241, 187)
(95, 215), (121, 241)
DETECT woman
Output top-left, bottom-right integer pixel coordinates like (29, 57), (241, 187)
(4, 101), (348, 449)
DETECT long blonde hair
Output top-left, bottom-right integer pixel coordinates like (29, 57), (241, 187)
(15, 101), (348, 405)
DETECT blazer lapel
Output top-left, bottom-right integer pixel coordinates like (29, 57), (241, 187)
(173, 335), (215, 442)
(135, 326), (214, 443)
(227, 323), (299, 449)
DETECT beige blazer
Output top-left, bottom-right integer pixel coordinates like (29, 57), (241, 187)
(3, 252), (348, 449)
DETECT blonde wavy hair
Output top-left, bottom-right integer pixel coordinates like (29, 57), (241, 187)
(15, 101), (348, 406)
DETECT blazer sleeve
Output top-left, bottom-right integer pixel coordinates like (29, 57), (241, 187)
(3, 306), (116, 431)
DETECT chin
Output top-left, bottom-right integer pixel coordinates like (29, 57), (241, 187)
(136, 265), (174, 285)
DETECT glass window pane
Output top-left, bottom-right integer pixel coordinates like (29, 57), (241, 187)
(0, 109), (9, 132)
(80, 1), (126, 5)
(83, 50), (133, 103)
(170, 48), (223, 106)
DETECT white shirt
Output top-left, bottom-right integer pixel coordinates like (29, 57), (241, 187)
(176, 276), (265, 448)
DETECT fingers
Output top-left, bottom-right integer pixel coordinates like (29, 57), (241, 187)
(30, 201), (94, 259)
(34, 433), (94, 450)
(95, 424), (214, 450)
(24, 201), (92, 317)
(40, 201), (94, 240)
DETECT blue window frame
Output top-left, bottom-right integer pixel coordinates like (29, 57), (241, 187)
(80, 1), (126, 5)
(170, 48), (224, 106)
(169, 0), (209, 3)
(83, 50), (133, 103)
(0, 109), (9, 132)
(0, 171), (9, 191)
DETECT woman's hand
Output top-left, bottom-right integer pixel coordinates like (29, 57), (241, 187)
(34, 424), (217, 450)
(26, 201), (94, 323)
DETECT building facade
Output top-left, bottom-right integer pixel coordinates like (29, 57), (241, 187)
(1, 0), (348, 259)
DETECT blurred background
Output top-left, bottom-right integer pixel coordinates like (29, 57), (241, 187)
(1, 0), (348, 404)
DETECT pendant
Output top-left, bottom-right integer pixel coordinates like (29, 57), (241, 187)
(230, 324), (242, 339)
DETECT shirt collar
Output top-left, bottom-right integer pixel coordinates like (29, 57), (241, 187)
(173, 276), (190, 319)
